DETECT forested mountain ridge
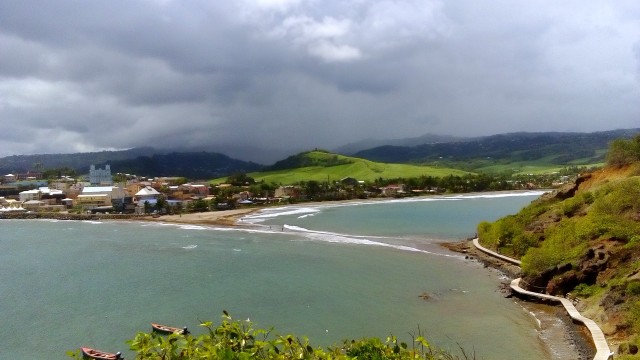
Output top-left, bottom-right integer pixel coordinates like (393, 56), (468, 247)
(0, 147), (157, 175)
(99, 152), (264, 179)
(0, 148), (263, 180)
(2, 129), (639, 179)
(476, 134), (640, 353)
(353, 129), (640, 169)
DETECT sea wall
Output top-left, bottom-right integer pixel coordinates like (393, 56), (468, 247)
(0, 211), (141, 221)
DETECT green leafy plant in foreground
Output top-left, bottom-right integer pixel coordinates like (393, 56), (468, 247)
(69, 312), (472, 360)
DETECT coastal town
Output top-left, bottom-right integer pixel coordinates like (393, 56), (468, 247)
(0, 164), (412, 216)
(1, 163), (571, 218)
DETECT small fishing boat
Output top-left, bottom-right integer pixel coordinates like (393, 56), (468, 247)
(81, 347), (123, 360)
(151, 322), (189, 335)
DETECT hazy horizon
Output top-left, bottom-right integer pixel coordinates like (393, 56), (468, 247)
(1, 127), (637, 165)
(1, 1), (639, 161)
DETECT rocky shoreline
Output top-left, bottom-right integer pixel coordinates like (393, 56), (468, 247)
(442, 239), (595, 360)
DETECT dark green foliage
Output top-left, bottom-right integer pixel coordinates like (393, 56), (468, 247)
(355, 129), (639, 168)
(41, 167), (78, 179)
(105, 152), (263, 180)
(227, 173), (256, 186)
(573, 283), (600, 298)
(0, 147), (158, 174)
(627, 282), (640, 296)
(0, 148), (263, 180)
(607, 134), (640, 167)
(266, 151), (352, 171)
(190, 199), (211, 212)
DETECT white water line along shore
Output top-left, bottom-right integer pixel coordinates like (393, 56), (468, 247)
(472, 238), (614, 360)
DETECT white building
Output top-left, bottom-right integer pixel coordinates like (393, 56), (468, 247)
(135, 186), (160, 203)
(19, 187), (64, 202)
(76, 186), (125, 209)
(89, 165), (113, 185)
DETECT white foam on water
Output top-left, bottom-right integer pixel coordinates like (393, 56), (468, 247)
(282, 224), (460, 258)
(243, 206), (321, 223)
(244, 191), (547, 222)
(182, 244), (197, 249)
(177, 224), (208, 231)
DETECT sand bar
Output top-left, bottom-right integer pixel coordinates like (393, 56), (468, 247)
(145, 208), (259, 226)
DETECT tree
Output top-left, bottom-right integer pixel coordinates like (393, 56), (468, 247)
(227, 173), (255, 186)
(143, 201), (151, 214)
(607, 134), (640, 167)
(303, 180), (322, 200)
(155, 195), (168, 214)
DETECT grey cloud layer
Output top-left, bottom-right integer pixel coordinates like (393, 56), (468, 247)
(1, 0), (639, 162)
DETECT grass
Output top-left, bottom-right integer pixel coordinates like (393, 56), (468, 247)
(211, 151), (471, 184)
(249, 163), (468, 184)
(470, 159), (604, 175)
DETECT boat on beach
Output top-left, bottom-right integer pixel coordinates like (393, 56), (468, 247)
(151, 322), (189, 335)
(81, 347), (123, 360)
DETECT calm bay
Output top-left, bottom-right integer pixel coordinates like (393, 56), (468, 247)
(1, 191), (553, 359)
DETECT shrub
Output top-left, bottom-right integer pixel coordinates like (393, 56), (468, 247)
(521, 219), (588, 274)
(573, 283), (600, 298)
(607, 134), (640, 167)
(630, 301), (640, 332)
(627, 282), (640, 296)
(68, 313), (472, 360)
(511, 233), (540, 258)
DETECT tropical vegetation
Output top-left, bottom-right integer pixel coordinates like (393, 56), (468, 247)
(476, 134), (640, 356)
(68, 312), (471, 360)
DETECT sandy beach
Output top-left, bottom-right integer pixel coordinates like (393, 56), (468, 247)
(145, 208), (260, 226)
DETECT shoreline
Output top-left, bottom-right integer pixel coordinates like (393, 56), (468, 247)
(0, 189), (547, 227)
(2, 192), (589, 359)
(0, 207), (260, 227)
(443, 239), (597, 360)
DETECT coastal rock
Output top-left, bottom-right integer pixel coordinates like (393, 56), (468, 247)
(523, 246), (611, 296)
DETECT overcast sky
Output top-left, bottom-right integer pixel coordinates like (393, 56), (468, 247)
(1, 0), (639, 162)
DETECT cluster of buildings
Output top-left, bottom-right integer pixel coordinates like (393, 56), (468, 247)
(0, 165), (420, 215)
(1, 165), (214, 214)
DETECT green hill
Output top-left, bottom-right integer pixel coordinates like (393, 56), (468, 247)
(353, 129), (639, 174)
(213, 150), (470, 184)
(476, 134), (640, 353)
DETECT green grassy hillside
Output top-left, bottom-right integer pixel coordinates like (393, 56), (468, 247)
(354, 130), (637, 174)
(212, 151), (470, 184)
(476, 134), (640, 354)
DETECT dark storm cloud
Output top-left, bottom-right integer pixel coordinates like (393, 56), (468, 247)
(0, 0), (639, 162)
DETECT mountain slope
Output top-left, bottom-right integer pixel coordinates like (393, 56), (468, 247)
(228, 150), (470, 184)
(100, 152), (263, 179)
(334, 133), (462, 155)
(353, 129), (640, 171)
(476, 135), (640, 352)
(0, 147), (263, 180)
(0, 147), (158, 174)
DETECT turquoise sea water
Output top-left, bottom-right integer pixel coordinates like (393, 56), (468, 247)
(1, 192), (550, 359)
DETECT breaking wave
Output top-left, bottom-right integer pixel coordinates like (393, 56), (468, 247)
(243, 190), (547, 221)
(281, 224), (460, 258)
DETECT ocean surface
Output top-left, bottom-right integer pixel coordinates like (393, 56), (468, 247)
(1, 191), (556, 359)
